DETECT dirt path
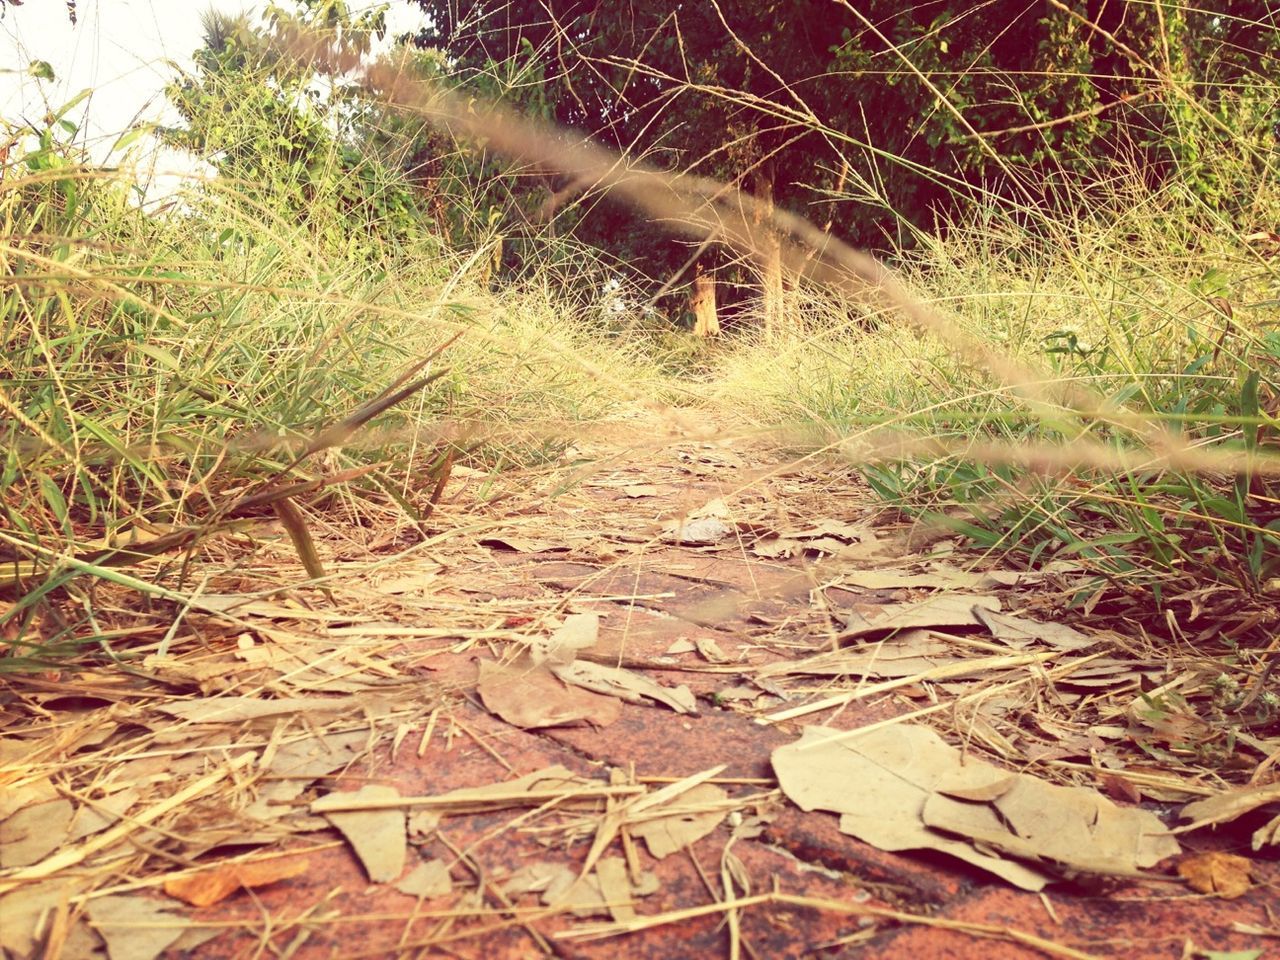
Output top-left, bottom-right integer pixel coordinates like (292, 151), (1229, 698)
(2, 423), (1274, 960)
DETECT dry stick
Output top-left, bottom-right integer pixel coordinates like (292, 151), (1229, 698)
(556, 890), (1101, 960)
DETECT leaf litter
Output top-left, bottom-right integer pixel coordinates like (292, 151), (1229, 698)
(1, 419), (1275, 958)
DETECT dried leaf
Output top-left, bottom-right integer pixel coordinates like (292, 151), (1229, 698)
(550, 659), (697, 714)
(971, 607), (1095, 651)
(622, 484), (659, 498)
(1, 798), (73, 867)
(1181, 782), (1280, 830)
(477, 657), (620, 728)
(67, 790), (139, 843)
(395, 859), (453, 898)
(533, 612), (601, 665)
(1253, 814), (1280, 851)
(0, 879), (80, 958)
(839, 594), (1002, 641)
(163, 854), (310, 907)
(1177, 851), (1254, 899)
(629, 783), (728, 859)
(773, 724), (1176, 891)
(87, 895), (189, 960)
(661, 516), (732, 545)
(319, 785), (406, 883)
(157, 695), (359, 723)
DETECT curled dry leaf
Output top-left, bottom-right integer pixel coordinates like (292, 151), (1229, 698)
(550, 659), (697, 714)
(773, 724), (1177, 892)
(629, 783), (729, 859)
(87, 894), (191, 960)
(163, 853), (310, 907)
(839, 594), (1002, 641)
(1180, 782), (1280, 831)
(317, 785), (406, 883)
(1177, 851), (1254, 899)
(477, 656), (621, 729)
(395, 859), (453, 898)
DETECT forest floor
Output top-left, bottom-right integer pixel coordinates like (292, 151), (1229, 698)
(2, 410), (1278, 960)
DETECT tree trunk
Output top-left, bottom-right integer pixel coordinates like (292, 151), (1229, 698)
(690, 264), (719, 337)
(752, 167), (784, 336)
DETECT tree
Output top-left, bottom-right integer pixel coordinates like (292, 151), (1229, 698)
(164, 2), (426, 258)
(403, 1), (1279, 324)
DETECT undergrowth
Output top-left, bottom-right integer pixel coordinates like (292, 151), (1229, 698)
(705, 146), (1280, 645)
(0, 104), (660, 672)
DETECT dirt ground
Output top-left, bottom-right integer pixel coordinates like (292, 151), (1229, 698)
(2, 418), (1277, 960)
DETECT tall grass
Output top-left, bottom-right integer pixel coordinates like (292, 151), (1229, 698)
(0, 105), (659, 672)
(705, 137), (1280, 650)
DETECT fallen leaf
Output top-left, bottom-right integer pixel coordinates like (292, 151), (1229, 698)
(1253, 814), (1280, 851)
(550, 659), (697, 714)
(1180, 782), (1280, 831)
(395, 859), (453, 898)
(87, 894), (190, 960)
(971, 607), (1095, 651)
(0, 798), (73, 867)
(839, 594), (1002, 641)
(773, 724), (1176, 891)
(477, 657), (620, 728)
(660, 516), (732, 545)
(629, 783), (728, 859)
(163, 854), (310, 907)
(319, 785), (406, 883)
(67, 790), (140, 843)
(693, 636), (729, 663)
(0, 879), (81, 958)
(622, 484), (659, 498)
(533, 612), (601, 665)
(1177, 851), (1254, 899)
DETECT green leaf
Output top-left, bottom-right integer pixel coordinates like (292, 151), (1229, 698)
(28, 60), (55, 81)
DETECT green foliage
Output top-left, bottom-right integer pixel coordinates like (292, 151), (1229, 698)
(164, 2), (426, 258)
(406, 0), (1280, 285)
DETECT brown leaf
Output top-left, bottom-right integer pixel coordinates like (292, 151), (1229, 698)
(1180, 782), (1280, 831)
(0, 798), (73, 867)
(477, 657), (620, 728)
(550, 659), (697, 714)
(629, 783), (728, 859)
(87, 895), (190, 960)
(1177, 851), (1254, 899)
(839, 594), (1002, 641)
(395, 859), (453, 898)
(1252, 814), (1280, 851)
(319, 785), (406, 883)
(163, 854), (310, 907)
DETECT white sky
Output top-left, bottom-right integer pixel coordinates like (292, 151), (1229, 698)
(0, 0), (426, 194)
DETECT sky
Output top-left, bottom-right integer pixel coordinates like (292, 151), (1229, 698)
(0, 0), (426, 195)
